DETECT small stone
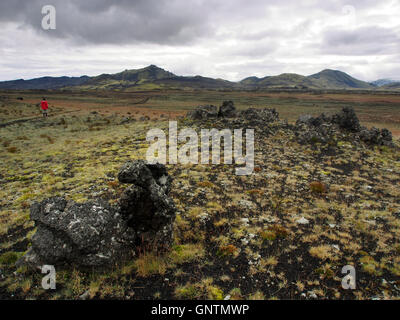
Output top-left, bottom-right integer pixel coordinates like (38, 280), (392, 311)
(79, 290), (90, 300)
(296, 217), (310, 225)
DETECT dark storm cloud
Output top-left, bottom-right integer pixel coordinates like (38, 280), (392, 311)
(0, 0), (218, 45)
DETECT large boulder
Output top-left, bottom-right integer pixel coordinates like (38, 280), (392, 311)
(117, 161), (175, 248)
(187, 105), (218, 120)
(17, 161), (176, 269)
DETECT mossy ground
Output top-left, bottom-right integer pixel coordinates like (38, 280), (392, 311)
(0, 92), (399, 300)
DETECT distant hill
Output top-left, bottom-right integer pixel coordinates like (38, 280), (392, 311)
(0, 65), (394, 91)
(86, 65), (175, 84)
(240, 73), (319, 89)
(0, 76), (90, 90)
(77, 65), (237, 91)
(370, 79), (398, 87)
(308, 69), (374, 89)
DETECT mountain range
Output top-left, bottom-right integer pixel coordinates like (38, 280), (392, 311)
(0, 65), (399, 91)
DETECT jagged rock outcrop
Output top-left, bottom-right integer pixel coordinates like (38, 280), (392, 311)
(17, 161), (176, 269)
(295, 107), (393, 146)
(332, 107), (361, 132)
(187, 101), (279, 124)
(358, 127), (393, 146)
(240, 108), (279, 123)
(117, 161), (175, 248)
(219, 100), (236, 117)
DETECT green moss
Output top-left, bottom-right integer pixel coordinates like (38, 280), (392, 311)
(0, 251), (22, 265)
(209, 287), (224, 300)
(175, 284), (200, 299)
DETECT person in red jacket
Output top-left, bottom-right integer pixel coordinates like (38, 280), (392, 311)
(41, 97), (49, 117)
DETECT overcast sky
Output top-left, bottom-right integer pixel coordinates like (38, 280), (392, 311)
(1, 0), (400, 82)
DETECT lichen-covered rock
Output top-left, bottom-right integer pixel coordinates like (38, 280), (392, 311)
(331, 107), (360, 132)
(358, 126), (393, 146)
(295, 107), (393, 146)
(219, 101), (236, 118)
(187, 105), (218, 119)
(17, 161), (176, 269)
(240, 108), (279, 123)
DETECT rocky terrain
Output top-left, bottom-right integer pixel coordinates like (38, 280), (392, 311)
(0, 101), (399, 300)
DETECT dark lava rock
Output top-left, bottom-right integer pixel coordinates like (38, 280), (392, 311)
(17, 161), (176, 269)
(219, 101), (236, 118)
(187, 105), (218, 120)
(332, 107), (360, 132)
(358, 126), (393, 146)
(241, 108), (279, 123)
(118, 160), (175, 248)
(295, 107), (393, 146)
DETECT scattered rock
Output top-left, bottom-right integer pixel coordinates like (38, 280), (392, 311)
(139, 115), (149, 121)
(120, 117), (132, 125)
(187, 105), (218, 120)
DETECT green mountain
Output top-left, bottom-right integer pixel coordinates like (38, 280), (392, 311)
(308, 69), (374, 89)
(0, 65), (390, 91)
(240, 73), (319, 89)
(87, 65), (175, 84)
(77, 65), (237, 90)
(0, 76), (89, 90)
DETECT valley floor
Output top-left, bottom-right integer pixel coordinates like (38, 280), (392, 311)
(0, 91), (399, 300)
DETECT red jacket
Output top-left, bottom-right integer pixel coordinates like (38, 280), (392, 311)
(41, 101), (48, 110)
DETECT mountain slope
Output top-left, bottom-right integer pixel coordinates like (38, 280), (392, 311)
(86, 65), (175, 84)
(308, 69), (374, 89)
(0, 65), (386, 91)
(241, 73), (320, 89)
(370, 79), (398, 87)
(0, 76), (90, 90)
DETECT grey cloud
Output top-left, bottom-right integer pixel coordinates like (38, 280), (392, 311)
(0, 0), (399, 81)
(320, 26), (400, 55)
(0, 0), (217, 45)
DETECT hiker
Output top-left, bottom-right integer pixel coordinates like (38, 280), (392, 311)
(41, 97), (49, 117)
